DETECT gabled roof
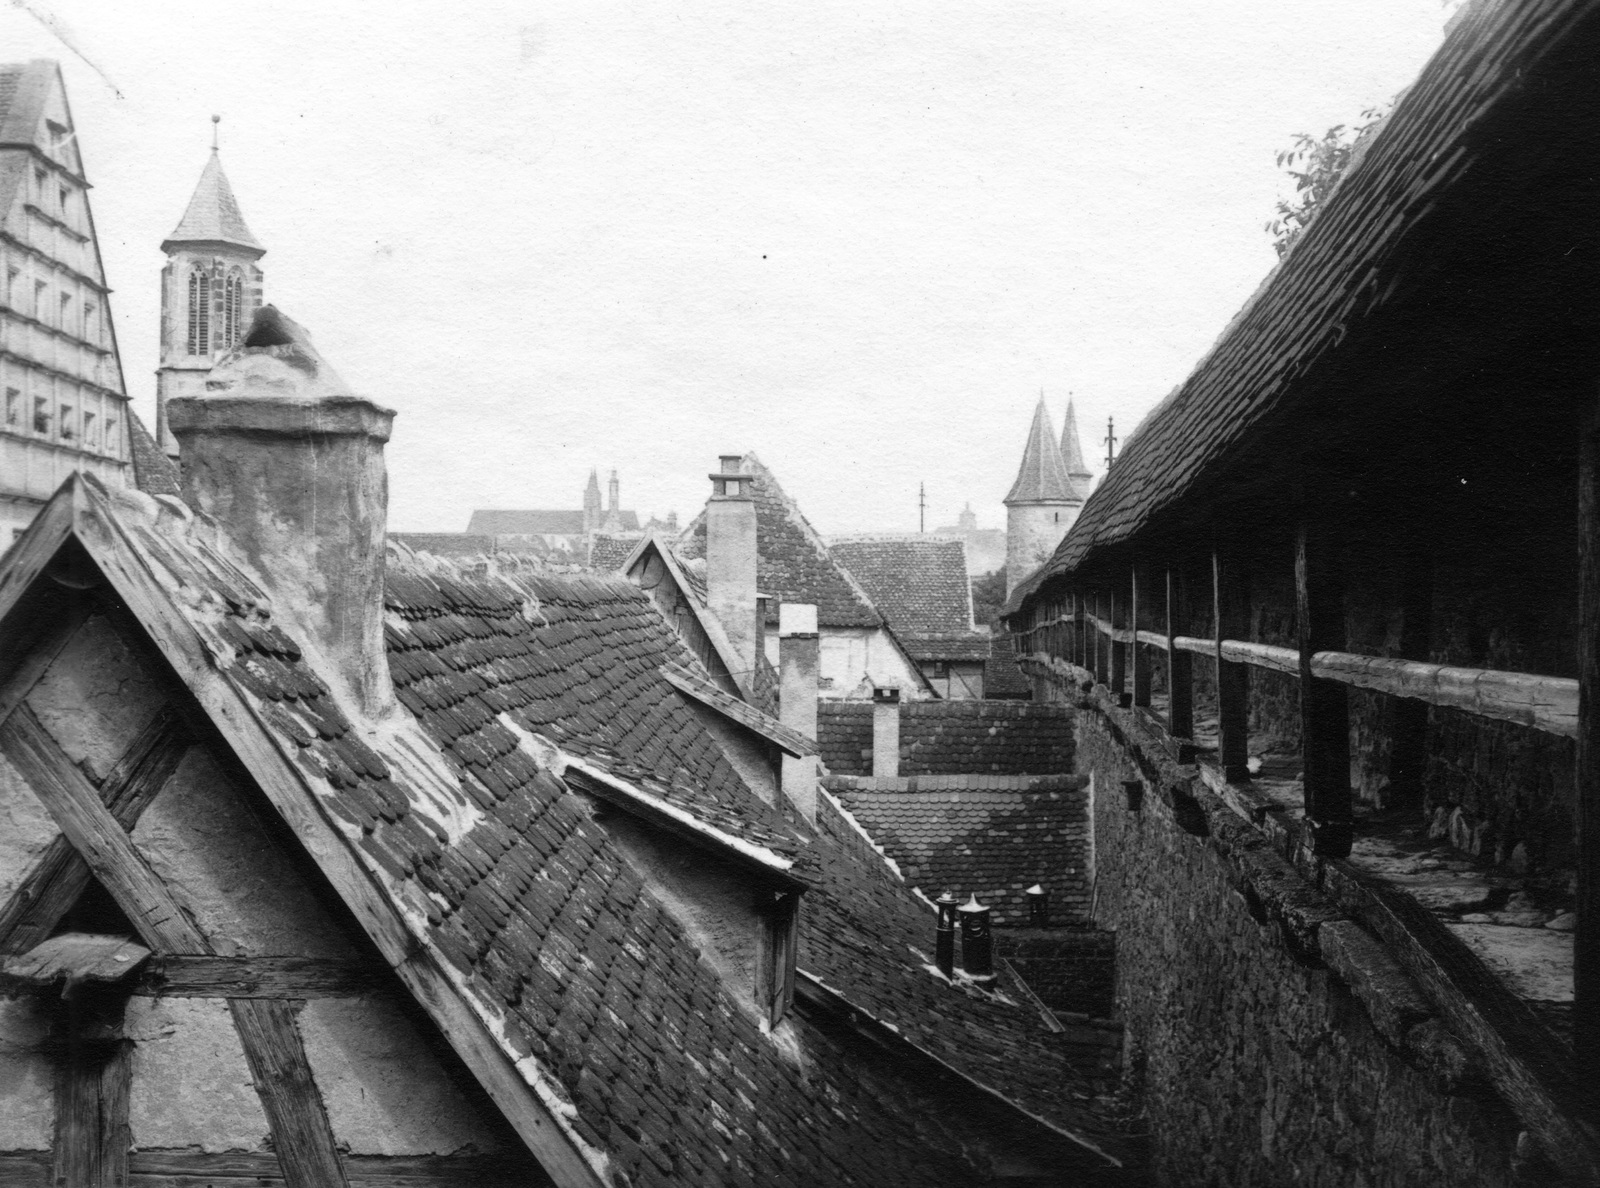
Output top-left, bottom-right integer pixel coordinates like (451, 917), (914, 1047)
(467, 509), (641, 535)
(1004, 400), (1079, 505)
(1, 473), (1128, 1181)
(586, 532), (642, 572)
(678, 453), (883, 629)
(127, 410), (180, 498)
(830, 534), (976, 635)
(826, 774), (1088, 925)
(163, 150), (264, 254)
(0, 60), (55, 150)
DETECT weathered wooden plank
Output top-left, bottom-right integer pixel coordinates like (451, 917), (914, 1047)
(100, 1039), (133, 1188)
(136, 955), (386, 999)
(0, 1152), (52, 1186)
(1, 933), (151, 986)
(229, 998), (349, 1188)
(0, 707), (191, 955)
(1309, 653), (1577, 739)
(1296, 522), (1351, 857)
(660, 663), (817, 756)
(1213, 551), (1251, 783)
(123, 1150), (549, 1186)
(1166, 568), (1193, 742)
(0, 705), (207, 954)
(1131, 568), (1151, 708)
(53, 1034), (101, 1188)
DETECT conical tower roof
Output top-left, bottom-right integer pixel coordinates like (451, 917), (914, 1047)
(1060, 399), (1094, 498)
(1004, 399), (1077, 504)
(162, 150), (264, 255)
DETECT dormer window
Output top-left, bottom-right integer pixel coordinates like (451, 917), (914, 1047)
(187, 269), (210, 355)
(756, 889), (799, 1027)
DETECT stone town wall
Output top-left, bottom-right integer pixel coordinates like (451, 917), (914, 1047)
(1075, 695), (1524, 1188)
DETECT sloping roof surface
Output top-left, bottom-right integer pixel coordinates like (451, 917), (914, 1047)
(1060, 400), (1094, 489)
(126, 411), (180, 498)
(899, 631), (993, 662)
(0, 60), (48, 148)
(587, 533), (642, 573)
(164, 151), (263, 252)
(1010, 0), (1597, 614)
(827, 776), (1090, 925)
(28, 476), (1128, 1182)
(819, 701), (1073, 776)
(389, 532), (498, 559)
(1005, 401), (1077, 505)
(829, 535), (974, 635)
(468, 509), (587, 535)
(679, 454), (882, 629)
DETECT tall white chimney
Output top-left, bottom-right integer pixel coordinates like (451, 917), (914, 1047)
(706, 455), (759, 683)
(779, 603), (819, 822)
(167, 306), (396, 718)
(872, 685), (901, 778)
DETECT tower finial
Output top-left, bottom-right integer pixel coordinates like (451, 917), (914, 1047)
(211, 114), (220, 152)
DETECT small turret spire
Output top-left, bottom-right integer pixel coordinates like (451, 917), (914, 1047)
(211, 114), (220, 152)
(1060, 397), (1094, 498)
(1004, 398), (1076, 505)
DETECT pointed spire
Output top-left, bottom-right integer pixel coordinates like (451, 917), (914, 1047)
(1060, 398), (1094, 498)
(1004, 399), (1077, 505)
(162, 138), (264, 256)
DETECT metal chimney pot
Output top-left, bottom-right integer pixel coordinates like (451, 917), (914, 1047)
(958, 894), (994, 981)
(1025, 884), (1049, 928)
(934, 891), (958, 978)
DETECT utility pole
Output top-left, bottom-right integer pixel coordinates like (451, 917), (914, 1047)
(918, 483), (926, 533)
(1104, 417), (1118, 470)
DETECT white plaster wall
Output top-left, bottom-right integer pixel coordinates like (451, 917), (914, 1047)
(126, 998), (271, 1151)
(298, 997), (505, 1155)
(0, 749), (60, 909)
(0, 998), (52, 1150)
(819, 627), (924, 697)
(132, 747), (358, 959)
(27, 614), (167, 782)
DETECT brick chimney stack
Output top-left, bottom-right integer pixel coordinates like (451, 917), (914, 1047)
(706, 455), (759, 682)
(779, 603), (819, 822)
(872, 686), (901, 778)
(167, 306), (396, 718)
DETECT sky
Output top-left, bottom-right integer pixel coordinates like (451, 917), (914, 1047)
(4, 0), (1457, 540)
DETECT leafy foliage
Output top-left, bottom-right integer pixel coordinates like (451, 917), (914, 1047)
(1266, 104), (1390, 258)
(970, 569), (1007, 632)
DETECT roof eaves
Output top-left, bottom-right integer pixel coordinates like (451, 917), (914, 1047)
(660, 662), (817, 757)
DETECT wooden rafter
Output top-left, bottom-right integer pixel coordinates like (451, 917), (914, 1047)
(0, 705), (191, 955)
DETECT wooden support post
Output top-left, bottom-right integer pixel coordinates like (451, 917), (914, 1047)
(1131, 567), (1151, 708)
(1213, 550), (1251, 783)
(1110, 585), (1128, 706)
(1166, 567), (1193, 741)
(1095, 589), (1109, 686)
(51, 993), (131, 1188)
(1068, 590), (1079, 669)
(1296, 522), (1352, 857)
(1576, 411), (1600, 1101)
(1387, 535), (1432, 813)
(230, 998), (351, 1188)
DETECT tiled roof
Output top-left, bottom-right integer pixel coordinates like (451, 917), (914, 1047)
(1005, 400), (1079, 505)
(388, 532), (498, 558)
(826, 775), (1090, 926)
(899, 631), (993, 662)
(126, 410), (180, 498)
(163, 151), (263, 252)
(587, 532), (642, 573)
(985, 634), (1034, 698)
(678, 455), (883, 629)
(819, 701), (1073, 776)
(1059, 399), (1095, 489)
(1009, 0), (1594, 615)
(0, 60), (48, 148)
(31, 475), (1129, 1181)
(468, 509), (587, 535)
(829, 535), (975, 635)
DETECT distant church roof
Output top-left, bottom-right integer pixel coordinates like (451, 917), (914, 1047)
(1004, 399), (1078, 505)
(163, 150), (264, 254)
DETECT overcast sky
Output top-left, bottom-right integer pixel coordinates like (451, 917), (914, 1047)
(6, 0), (1456, 542)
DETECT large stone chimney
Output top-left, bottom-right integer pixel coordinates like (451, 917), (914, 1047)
(706, 455), (759, 683)
(872, 685), (901, 778)
(778, 603), (819, 822)
(167, 306), (396, 718)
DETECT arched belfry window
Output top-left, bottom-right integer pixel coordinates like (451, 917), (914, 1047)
(186, 268), (211, 356)
(223, 270), (243, 348)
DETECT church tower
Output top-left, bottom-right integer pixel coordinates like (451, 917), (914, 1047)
(1003, 398), (1083, 596)
(582, 468), (602, 534)
(155, 121), (265, 457)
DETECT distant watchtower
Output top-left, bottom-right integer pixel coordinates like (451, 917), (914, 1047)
(155, 119), (265, 457)
(1003, 398), (1089, 596)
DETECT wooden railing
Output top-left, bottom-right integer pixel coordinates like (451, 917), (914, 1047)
(1036, 612), (1579, 739)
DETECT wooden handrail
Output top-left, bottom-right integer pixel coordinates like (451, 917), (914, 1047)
(1037, 617), (1578, 740)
